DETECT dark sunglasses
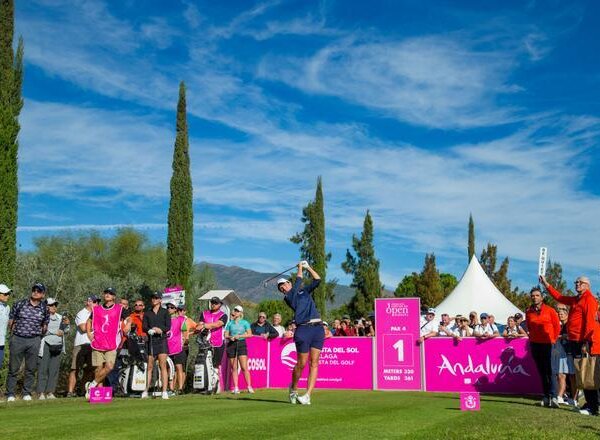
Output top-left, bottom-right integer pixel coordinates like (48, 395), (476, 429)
(32, 288), (45, 293)
(134, 304), (144, 307)
(166, 305), (176, 309)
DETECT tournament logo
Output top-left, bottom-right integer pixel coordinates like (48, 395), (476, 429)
(281, 342), (298, 369)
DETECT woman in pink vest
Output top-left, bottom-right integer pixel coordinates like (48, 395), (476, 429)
(85, 288), (128, 398)
(167, 302), (187, 394)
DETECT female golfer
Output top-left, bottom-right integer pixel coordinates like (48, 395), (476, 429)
(277, 261), (323, 405)
(224, 305), (254, 394)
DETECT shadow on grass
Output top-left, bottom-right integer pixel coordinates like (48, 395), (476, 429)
(217, 396), (290, 405)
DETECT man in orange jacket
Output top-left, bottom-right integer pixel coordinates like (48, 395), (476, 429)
(540, 275), (599, 416)
(526, 286), (560, 408)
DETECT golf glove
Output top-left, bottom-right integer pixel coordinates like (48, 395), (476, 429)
(148, 329), (155, 336)
(301, 260), (309, 268)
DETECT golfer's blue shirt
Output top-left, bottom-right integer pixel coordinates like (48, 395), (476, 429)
(284, 277), (321, 324)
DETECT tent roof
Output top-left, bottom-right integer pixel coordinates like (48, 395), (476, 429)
(435, 256), (522, 323)
(199, 290), (243, 306)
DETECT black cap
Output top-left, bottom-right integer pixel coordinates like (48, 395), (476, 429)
(88, 294), (100, 303)
(210, 296), (222, 304)
(103, 287), (117, 295)
(32, 282), (46, 292)
(151, 291), (163, 299)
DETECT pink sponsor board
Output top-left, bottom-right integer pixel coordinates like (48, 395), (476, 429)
(89, 386), (112, 404)
(268, 337), (373, 389)
(375, 298), (422, 390)
(424, 337), (542, 394)
(222, 338), (269, 390)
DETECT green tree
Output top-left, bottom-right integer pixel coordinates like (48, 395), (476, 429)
(545, 260), (568, 293)
(479, 243), (498, 279)
(440, 273), (458, 295)
(188, 264), (218, 316)
(290, 176), (336, 315)
(167, 82), (194, 307)
(342, 210), (383, 318)
(415, 253), (444, 308)
(468, 214), (475, 263)
(0, 0), (23, 287)
(395, 273), (419, 297)
(493, 257), (512, 297)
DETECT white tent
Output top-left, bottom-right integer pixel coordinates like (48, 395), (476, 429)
(435, 256), (522, 323)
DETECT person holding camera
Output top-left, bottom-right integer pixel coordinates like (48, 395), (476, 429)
(277, 261), (324, 405)
(37, 298), (69, 400)
(142, 292), (171, 399)
(224, 305), (253, 394)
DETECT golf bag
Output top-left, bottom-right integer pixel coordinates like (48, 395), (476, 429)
(118, 331), (148, 396)
(193, 330), (219, 394)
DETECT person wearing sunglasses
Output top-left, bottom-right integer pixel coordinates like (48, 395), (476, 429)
(0, 284), (12, 369)
(195, 296), (228, 392)
(166, 302), (188, 395)
(224, 305), (253, 394)
(37, 298), (70, 400)
(540, 275), (599, 415)
(6, 283), (50, 402)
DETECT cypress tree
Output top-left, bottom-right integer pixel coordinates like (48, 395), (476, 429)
(290, 176), (335, 315)
(468, 214), (475, 262)
(167, 82), (194, 307)
(0, 0), (23, 287)
(342, 210), (382, 317)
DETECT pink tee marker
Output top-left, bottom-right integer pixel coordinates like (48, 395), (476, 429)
(460, 392), (480, 411)
(89, 386), (113, 404)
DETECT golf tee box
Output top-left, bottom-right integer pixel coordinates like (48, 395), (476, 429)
(89, 386), (113, 404)
(460, 392), (480, 411)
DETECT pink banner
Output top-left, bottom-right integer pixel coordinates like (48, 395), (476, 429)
(268, 337), (373, 389)
(424, 337), (542, 394)
(375, 298), (422, 390)
(222, 338), (269, 390)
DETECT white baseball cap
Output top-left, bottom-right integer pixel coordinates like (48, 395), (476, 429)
(427, 308), (436, 315)
(47, 298), (58, 305)
(0, 284), (11, 294)
(234, 305), (244, 312)
(276, 278), (289, 286)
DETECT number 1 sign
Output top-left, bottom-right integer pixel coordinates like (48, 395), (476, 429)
(375, 298), (422, 390)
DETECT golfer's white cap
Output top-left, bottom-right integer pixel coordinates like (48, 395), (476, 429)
(0, 284), (11, 294)
(276, 278), (289, 286)
(47, 298), (58, 305)
(234, 305), (243, 312)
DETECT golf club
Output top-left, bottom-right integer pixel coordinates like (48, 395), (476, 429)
(261, 264), (299, 287)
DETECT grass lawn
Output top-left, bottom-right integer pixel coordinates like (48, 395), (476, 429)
(0, 390), (598, 439)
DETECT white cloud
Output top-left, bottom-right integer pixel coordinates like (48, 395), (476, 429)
(258, 35), (522, 129)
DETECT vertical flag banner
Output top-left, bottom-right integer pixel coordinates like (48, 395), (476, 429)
(375, 298), (422, 390)
(538, 247), (548, 277)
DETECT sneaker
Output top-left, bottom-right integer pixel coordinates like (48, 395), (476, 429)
(232, 388), (240, 395)
(537, 397), (549, 407)
(579, 408), (592, 416)
(6, 395), (15, 402)
(46, 393), (56, 400)
(297, 393), (311, 405)
(556, 396), (565, 405)
(84, 381), (97, 399)
(22, 395), (32, 401)
(288, 385), (298, 404)
(161, 391), (169, 400)
(38, 393), (46, 400)
(566, 398), (578, 407)
(247, 387), (255, 394)
(66, 392), (76, 398)
(167, 390), (175, 397)
(549, 397), (560, 409)
(141, 391), (148, 399)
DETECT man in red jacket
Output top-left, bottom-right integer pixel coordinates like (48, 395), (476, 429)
(526, 286), (560, 408)
(540, 275), (599, 416)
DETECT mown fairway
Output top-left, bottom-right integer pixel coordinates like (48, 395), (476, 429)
(1, 390), (598, 439)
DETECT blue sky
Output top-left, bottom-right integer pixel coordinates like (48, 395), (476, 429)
(14, 0), (600, 292)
